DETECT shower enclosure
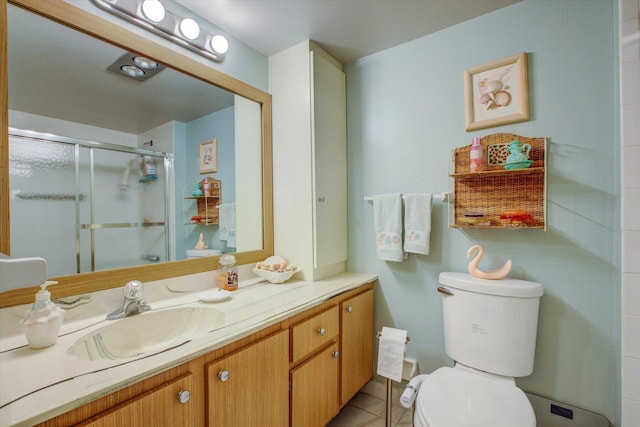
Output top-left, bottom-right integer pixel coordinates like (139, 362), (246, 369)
(8, 128), (173, 277)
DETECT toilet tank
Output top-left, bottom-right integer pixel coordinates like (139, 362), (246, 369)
(438, 272), (543, 377)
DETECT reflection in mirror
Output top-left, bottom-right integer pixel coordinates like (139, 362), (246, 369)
(0, 0), (272, 307)
(7, 4), (263, 278)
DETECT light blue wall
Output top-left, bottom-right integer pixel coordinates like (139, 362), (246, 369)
(345, 0), (618, 422)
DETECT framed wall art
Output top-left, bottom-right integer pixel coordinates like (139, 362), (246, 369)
(464, 52), (529, 131)
(199, 139), (218, 174)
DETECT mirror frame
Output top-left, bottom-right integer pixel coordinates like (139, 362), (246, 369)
(0, 0), (273, 307)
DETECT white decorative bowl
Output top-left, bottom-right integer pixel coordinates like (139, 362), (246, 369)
(252, 267), (300, 284)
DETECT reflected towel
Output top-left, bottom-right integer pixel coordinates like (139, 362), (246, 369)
(372, 194), (404, 262)
(218, 203), (236, 248)
(403, 193), (432, 255)
(376, 326), (407, 383)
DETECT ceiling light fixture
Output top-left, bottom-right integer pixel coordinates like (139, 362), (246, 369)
(92, 0), (229, 62)
(108, 53), (166, 81)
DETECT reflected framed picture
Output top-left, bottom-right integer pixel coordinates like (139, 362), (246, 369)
(464, 52), (529, 131)
(199, 139), (218, 174)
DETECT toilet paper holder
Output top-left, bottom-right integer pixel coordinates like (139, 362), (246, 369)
(377, 331), (410, 427)
(376, 331), (411, 342)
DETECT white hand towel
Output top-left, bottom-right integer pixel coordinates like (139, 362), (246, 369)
(403, 193), (432, 255)
(376, 326), (407, 383)
(372, 193), (404, 262)
(218, 203), (236, 248)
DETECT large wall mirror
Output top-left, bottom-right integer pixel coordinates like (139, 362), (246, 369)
(0, 0), (273, 307)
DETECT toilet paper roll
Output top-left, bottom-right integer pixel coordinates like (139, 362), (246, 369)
(376, 326), (407, 382)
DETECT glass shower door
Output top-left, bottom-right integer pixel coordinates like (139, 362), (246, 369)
(9, 136), (78, 277)
(9, 130), (171, 277)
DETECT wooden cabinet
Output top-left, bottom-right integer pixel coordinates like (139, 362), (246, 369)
(271, 40), (347, 281)
(35, 283), (373, 427)
(450, 133), (547, 229)
(290, 342), (340, 427)
(340, 289), (374, 406)
(76, 373), (195, 427)
(289, 286), (374, 427)
(206, 330), (289, 427)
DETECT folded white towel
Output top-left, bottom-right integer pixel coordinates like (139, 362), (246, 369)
(403, 193), (432, 255)
(372, 193), (404, 262)
(218, 203), (236, 248)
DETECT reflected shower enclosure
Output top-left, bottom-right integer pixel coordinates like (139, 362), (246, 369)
(9, 129), (172, 277)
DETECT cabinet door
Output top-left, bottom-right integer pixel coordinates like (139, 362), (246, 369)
(206, 331), (289, 427)
(340, 289), (374, 406)
(310, 51), (347, 269)
(77, 372), (195, 427)
(291, 342), (340, 427)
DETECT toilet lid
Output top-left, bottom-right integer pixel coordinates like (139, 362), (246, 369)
(415, 367), (535, 427)
(186, 249), (222, 257)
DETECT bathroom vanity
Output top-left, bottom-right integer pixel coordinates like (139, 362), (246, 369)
(0, 272), (375, 427)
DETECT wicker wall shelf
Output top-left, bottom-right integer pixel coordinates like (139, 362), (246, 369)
(449, 133), (547, 230)
(184, 178), (221, 225)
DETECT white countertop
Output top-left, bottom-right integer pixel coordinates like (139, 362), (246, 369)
(0, 270), (377, 427)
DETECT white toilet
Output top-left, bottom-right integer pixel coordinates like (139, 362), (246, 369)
(414, 272), (544, 427)
(186, 249), (222, 259)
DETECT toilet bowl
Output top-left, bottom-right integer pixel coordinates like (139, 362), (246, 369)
(414, 365), (535, 427)
(413, 272), (543, 427)
(186, 249), (221, 259)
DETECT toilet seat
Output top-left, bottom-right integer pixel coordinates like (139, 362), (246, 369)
(414, 366), (535, 427)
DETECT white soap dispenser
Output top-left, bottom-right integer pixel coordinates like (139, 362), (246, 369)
(20, 280), (65, 349)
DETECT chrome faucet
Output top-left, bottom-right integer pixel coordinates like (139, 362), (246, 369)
(106, 280), (152, 320)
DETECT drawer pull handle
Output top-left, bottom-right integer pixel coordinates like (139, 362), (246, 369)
(332, 351), (340, 359)
(218, 370), (229, 382)
(177, 390), (190, 404)
(317, 328), (326, 336)
(345, 305), (353, 313)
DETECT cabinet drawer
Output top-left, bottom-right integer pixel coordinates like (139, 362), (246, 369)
(291, 306), (339, 363)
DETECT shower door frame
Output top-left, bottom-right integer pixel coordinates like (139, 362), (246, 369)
(9, 127), (173, 273)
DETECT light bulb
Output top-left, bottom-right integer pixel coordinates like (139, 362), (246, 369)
(120, 65), (145, 78)
(210, 35), (229, 55)
(179, 18), (200, 40)
(133, 56), (159, 69)
(141, 0), (165, 23)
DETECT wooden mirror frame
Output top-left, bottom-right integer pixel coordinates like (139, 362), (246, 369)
(0, 0), (273, 307)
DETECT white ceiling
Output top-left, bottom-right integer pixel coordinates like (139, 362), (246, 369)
(175, 0), (518, 64)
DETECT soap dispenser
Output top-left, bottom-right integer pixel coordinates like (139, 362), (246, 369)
(20, 281), (65, 349)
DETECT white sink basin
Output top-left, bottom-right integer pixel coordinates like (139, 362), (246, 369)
(68, 306), (224, 361)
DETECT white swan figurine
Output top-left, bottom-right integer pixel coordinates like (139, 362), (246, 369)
(467, 244), (511, 280)
(194, 233), (208, 250)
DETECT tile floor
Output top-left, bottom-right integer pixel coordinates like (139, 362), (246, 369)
(326, 380), (413, 427)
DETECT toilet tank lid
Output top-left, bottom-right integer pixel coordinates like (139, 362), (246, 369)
(439, 272), (543, 298)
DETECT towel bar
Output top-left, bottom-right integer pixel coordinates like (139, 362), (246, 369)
(364, 192), (450, 202)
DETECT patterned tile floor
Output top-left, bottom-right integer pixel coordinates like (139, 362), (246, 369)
(326, 380), (413, 427)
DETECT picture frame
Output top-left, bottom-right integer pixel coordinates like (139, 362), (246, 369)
(464, 52), (529, 131)
(199, 139), (218, 174)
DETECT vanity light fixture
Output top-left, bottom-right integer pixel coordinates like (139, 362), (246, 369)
(92, 0), (229, 62)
